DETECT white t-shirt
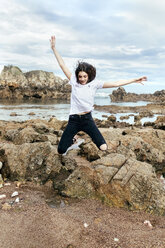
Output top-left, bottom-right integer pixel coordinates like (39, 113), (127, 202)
(69, 73), (104, 115)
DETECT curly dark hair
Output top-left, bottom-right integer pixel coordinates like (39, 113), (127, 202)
(75, 62), (96, 83)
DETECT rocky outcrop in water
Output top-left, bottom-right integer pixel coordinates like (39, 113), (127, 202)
(110, 87), (165, 102)
(94, 102), (165, 115)
(0, 118), (165, 215)
(0, 65), (71, 100)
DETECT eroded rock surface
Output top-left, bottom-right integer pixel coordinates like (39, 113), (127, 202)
(0, 65), (71, 100)
(0, 119), (165, 215)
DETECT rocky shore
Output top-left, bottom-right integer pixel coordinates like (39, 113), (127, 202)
(1, 65), (165, 105)
(0, 116), (165, 216)
(110, 87), (165, 102)
(0, 65), (71, 100)
(1, 66), (165, 247)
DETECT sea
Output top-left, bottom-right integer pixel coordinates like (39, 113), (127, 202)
(0, 88), (160, 125)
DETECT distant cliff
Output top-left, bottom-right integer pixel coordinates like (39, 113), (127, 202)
(110, 87), (165, 102)
(0, 65), (71, 100)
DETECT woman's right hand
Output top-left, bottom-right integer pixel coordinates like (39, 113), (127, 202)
(50, 36), (56, 50)
(50, 35), (71, 79)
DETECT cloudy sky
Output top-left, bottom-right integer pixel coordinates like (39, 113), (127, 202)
(0, 0), (165, 93)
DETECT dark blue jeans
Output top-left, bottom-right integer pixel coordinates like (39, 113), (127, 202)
(58, 112), (106, 154)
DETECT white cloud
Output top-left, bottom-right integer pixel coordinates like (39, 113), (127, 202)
(0, 0), (164, 93)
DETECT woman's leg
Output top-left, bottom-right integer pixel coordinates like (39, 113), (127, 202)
(81, 114), (107, 151)
(58, 116), (80, 154)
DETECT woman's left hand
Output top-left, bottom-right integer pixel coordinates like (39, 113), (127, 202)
(135, 76), (147, 85)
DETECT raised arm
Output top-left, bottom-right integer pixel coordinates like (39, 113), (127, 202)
(103, 76), (147, 88)
(50, 36), (71, 80)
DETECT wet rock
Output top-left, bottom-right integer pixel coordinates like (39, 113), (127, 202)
(143, 121), (155, 127)
(139, 111), (154, 118)
(134, 120), (142, 127)
(107, 115), (116, 122)
(94, 117), (130, 129)
(120, 115), (129, 120)
(102, 114), (108, 118)
(28, 112), (35, 116)
(10, 112), (17, 116)
(134, 115), (141, 122)
(110, 87), (126, 101)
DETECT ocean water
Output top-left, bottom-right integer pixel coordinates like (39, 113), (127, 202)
(0, 89), (158, 124)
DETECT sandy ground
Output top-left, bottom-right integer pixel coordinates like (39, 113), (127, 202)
(0, 181), (165, 248)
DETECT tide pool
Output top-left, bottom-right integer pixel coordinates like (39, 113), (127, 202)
(0, 98), (159, 124)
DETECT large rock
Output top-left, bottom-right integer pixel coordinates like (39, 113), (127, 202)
(62, 153), (165, 215)
(0, 65), (71, 100)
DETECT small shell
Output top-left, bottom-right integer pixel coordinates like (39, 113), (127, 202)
(11, 191), (19, 197)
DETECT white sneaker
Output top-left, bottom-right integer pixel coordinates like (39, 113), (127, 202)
(63, 138), (85, 155)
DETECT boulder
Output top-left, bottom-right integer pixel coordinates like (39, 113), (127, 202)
(154, 116), (165, 130)
(110, 87), (126, 102)
(62, 152), (165, 215)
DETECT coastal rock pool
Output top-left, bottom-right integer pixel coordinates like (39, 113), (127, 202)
(0, 99), (158, 125)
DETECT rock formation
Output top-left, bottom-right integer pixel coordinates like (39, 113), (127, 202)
(0, 118), (165, 215)
(110, 87), (165, 102)
(94, 102), (165, 115)
(0, 65), (71, 100)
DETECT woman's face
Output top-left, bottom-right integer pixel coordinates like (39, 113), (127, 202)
(78, 71), (88, 85)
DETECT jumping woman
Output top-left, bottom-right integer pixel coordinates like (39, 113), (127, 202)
(50, 35), (147, 155)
